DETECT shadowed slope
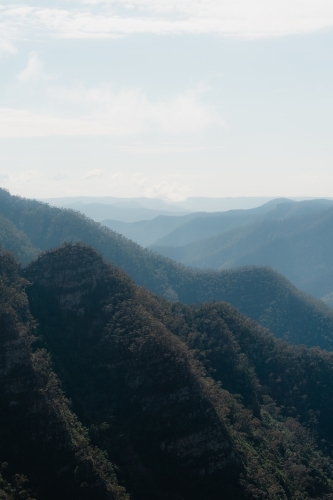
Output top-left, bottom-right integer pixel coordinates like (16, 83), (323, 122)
(23, 244), (333, 500)
(0, 249), (128, 500)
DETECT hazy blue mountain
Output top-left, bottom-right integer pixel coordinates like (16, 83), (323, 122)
(152, 205), (333, 298)
(174, 196), (278, 212)
(149, 198), (333, 248)
(61, 201), (188, 222)
(173, 195), (333, 212)
(102, 198), (292, 248)
(2, 188), (333, 350)
(41, 195), (333, 218)
(41, 196), (189, 213)
(101, 212), (199, 247)
(41, 195), (278, 213)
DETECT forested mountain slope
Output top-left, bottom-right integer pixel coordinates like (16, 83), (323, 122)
(18, 243), (333, 500)
(1, 188), (333, 350)
(0, 249), (128, 500)
(153, 207), (333, 298)
(0, 213), (37, 264)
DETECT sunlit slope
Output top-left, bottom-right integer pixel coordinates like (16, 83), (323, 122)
(1, 188), (333, 349)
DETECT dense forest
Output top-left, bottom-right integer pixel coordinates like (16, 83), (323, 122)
(2, 242), (333, 499)
(0, 248), (128, 499)
(1, 188), (333, 351)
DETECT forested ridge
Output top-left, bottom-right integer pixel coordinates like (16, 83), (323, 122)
(1, 188), (333, 350)
(2, 243), (333, 499)
(0, 248), (128, 500)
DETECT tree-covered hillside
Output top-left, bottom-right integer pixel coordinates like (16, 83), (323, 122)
(0, 249), (128, 500)
(1, 188), (333, 350)
(19, 243), (333, 500)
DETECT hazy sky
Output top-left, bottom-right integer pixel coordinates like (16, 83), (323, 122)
(1, 0), (333, 200)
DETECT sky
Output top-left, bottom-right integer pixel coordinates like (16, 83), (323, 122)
(1, 1), (333, 200)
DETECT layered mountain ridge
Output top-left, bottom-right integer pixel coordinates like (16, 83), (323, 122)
(151, 203), (333, 298)
(1, 188), (333, 351)
(2, 243), (333, 499)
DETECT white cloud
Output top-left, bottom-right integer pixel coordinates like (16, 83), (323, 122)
(0, 84), (218, 137)
(2, 1), (333, 40)
(0, 38), (16, 56)
(11, 170), (39, 183)
(80, 170), (191, 200)
(143, 179), (190, 201)
(0, 108), (104, 137)
(84, 168), (105, 178)
(54, 171), (68, 180)
(54, 84), (218, 134)
(17, 52), (52, 83)
(0, 171), (9, 183)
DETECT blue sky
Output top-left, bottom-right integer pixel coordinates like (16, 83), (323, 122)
(1, 0), (333, 200)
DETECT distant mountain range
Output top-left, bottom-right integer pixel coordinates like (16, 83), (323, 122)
(101, 198), (297, 247)
(1, 188), (333, 351)
(3, 189), (333, 498)
(102, 198), (333, 249)
(41, 195), (188, 212)
(100, 198), (333, 301)
(41, 195), (283, 214)
(151, 200), (333, 299)
(43, 199), (189, 223)
(41, 195), (332, 224)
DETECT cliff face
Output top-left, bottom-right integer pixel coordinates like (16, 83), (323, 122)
(22, 244), (333, 500)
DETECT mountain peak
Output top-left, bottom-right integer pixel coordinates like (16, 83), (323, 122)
(24, 243), (127, 311)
